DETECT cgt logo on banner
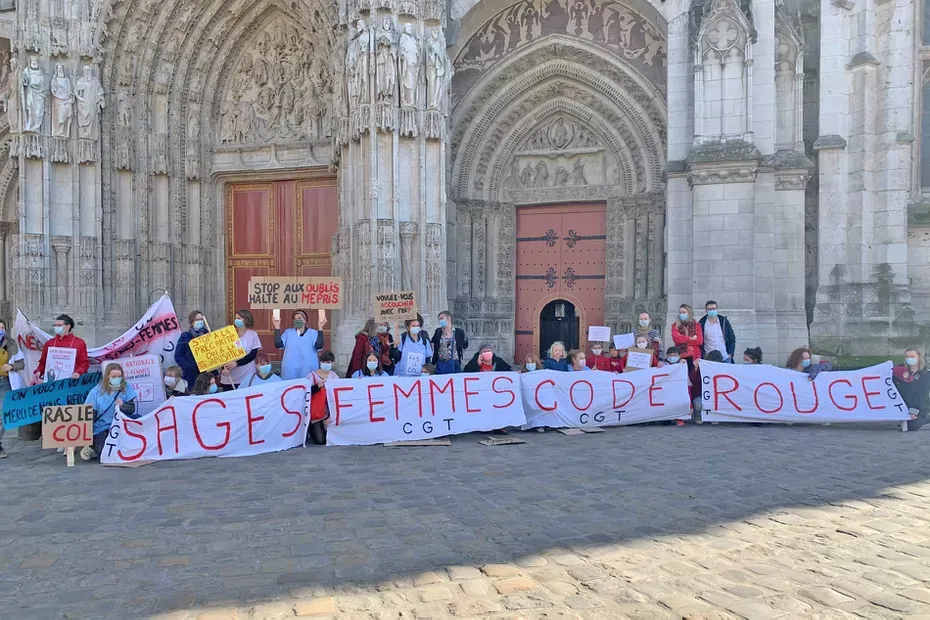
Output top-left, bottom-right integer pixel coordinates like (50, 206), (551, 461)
(520, 364), (691, 429)
(100, 379), (310, 465)
(700, 361), (909, 424)
(326, 372), (527, 445)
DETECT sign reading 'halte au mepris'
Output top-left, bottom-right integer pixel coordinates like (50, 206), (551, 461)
(248, 277), (343, 310)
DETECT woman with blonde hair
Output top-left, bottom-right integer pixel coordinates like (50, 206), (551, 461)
(894, 348), (930, 431)
(81, 363), (138, 461)
(671, 304), (703, 371)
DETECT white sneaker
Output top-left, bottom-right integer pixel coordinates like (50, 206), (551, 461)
(79, 446), (96, 461)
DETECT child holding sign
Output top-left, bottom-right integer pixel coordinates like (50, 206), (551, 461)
(80, 364), (138, 461)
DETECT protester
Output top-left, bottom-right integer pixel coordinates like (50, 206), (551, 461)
(35, 314), (90, 382)
(699, 301), (736, 362)
(347, 319), (378, 378)
(431, 311), (469, 374)
(544, 341), (570, 371)
(274, 309), (324, 380)
(163, 365), (189, 397)
(352, 352), (389, 378)
(308, 351), (336, 445)
(671, 304), (703, 371)
(568, 349), (590, 371)
(393, 316), (433, 377)
(665, 346), (682, 366)
(421, 363), (436, 376)
(219, 310), (261, 391)
(607, 346), (626, 372)
(635, 312), (664, 359)
(80, 363), (138, 461)
(522, 353), (540, 373)
(743, 347), (763, 364)
(244, 353), (281, 387)
(786, 346), (832, 380)
(464, 343), (513, 372)
(377, 322), (395, 375)
(0, 319), (23, 459)
(175, 310), (210, 388)
(586, 342), (612, 370)
(894, 348), (930, 431)
(634, 334), (660, 368)
(192, 372), (219, 395)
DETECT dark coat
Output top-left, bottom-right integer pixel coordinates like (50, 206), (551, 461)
(698, 315), (736, 359)
(431, 327), (469, 365)
(463, 351), (512, 373)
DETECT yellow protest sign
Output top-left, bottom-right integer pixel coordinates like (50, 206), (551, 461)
(190, 326), (247, 372)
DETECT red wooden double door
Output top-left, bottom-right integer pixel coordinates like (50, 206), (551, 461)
(515, 203), (606, 362)
(225, 176), (338, 359)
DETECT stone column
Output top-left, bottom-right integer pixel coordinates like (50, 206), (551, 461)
(332, 0), (451, 364)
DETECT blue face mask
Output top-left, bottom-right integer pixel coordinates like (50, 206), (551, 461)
(679, 314), (689, 322)
(410, 326), (421, 335)
(320, 362), (333, 372)
(0, 329), (6, 340)
(208, 384), (219, 394)
(667, 356), (680, 364)
(439, 319), (448, 328)
(109, 377), (123, 388)
(906, 356), (919, 367)
(801, 358), (812, 368)
(707, 310), (718, 318)
(234, 318), (245, 329)
(367, 361), (378, 371)
(54, 325), (65, 335)
(194, 320), (205, 331)
(525, 363), (536, 371)
(259, 364), (272, 376)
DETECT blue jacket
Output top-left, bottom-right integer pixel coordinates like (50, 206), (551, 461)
(86, 383), (138, 435)
(174, 328), (207, 387)
(543, 358), (571, 372)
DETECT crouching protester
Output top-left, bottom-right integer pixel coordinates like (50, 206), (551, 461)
(690, 350), (724, 425)
(894, 348), (930, 432)
(81, 364), (139, 461)
(307, 351), (336, 445)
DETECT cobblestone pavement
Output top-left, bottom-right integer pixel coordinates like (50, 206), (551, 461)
(4, 423), (930, 619)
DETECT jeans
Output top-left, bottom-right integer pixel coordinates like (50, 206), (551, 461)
(0, 376), (10, 448)
(436, 360), (461, 375)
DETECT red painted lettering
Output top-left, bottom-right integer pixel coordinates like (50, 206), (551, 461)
(649, 373), (669, 407)
(244, 393), (265, 445)
(463, 376), (481, 413)
(331, 386), (354, 426)
(612, 379), (635, 408)
(191, 398), (231, 451)
(828, 379), (857, 411)
(394, 380), (424, 419)
(118, 418), (147, 462)
(752, 382), (784, 414)
(280, 385), (305, 437)
(569, 380), (594, 411)
(368, 383), (386, 422)
(789, 381), (819, 414)
(713, 375), (741, 412)
(492, 376), (516, 409)
(860, 375), (885, 410)
(534, 379), (556, 411)
(429, 377), (456, 415)
(155, 406), (179, 456)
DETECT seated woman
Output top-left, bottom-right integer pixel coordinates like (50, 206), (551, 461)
(743, 347), (763, 365)
(81, 363), (138, 461)
(307, 351), (337, 445)
(352, 352), (389, 378)
(192, 372), (220, 396)
(894, 348), (930, 432)
(568, 349), (590, 371)
(543, 341), (571, 371)
(244, 353), (281, 387)
(163, 365), (189, 397)
(464, 343), (513, 372)
(521, 353), (540, 373)
(786, 347), (832, 380)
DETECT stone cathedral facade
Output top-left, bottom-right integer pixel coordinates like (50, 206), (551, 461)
(0, 0), (925, 366)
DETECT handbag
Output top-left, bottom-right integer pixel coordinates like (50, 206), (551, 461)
(309, 372), (329, 423)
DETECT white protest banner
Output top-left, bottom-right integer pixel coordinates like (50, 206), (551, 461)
(587, 326), (611, 342)
(325, 372), (527, 446)
(700, 361), (909, 424)
(43, 347), (76, 382)
(100, 379), (309, 465)
(520, 365), (691, 429)
(613, 333), (635, 350)
(103, 355), (166, 417)
(16, 293), (181, 385)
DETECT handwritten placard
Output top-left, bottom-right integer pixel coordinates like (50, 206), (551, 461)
(190, 326), (246, 372)
(624, 347), (654, 371)
(587, 326), (611, 342)
(373, 291), (417, 323)
(44, 347), (77, 382)
(42, 404), (93, 449)
(248, 276), (343, 310)
(613, 333), (635, 350)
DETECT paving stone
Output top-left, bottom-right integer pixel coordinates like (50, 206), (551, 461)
(543, 581), (579, 596)
(494, 577), (538, 595)
(418, 586), (453, 603)
(458, 580), (490, 597)
(445, 566), (481, 581)
(800, 587), (856, 607)
(447, 599), (503, 616)
(412, 571), (444, 587)
(293, 597), (336, 616)
(480, 563), (522, 578)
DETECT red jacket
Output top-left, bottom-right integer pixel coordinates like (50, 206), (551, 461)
(345, 332), (372, 378)
(37, 333), (90, 378)
(671, 321), (703, 360)
(608, 357), (625, 373)
(587, 353), (614, 371)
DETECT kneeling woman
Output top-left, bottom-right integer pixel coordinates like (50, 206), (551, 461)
(308, 351), (337, 445)
(894, 348), (930, 431)
(353, 352), (389, 378)
(245, 353), (281, 387)
(463, 343), (512, 372)
(81, 364), (138, 461)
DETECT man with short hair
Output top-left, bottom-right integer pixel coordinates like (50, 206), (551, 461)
(35, 314), (90, 381)
(699, 301), (736, 363)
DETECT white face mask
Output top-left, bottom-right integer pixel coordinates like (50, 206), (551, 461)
(592, 348), (602, 356)
(639, 319), (650, 327)
(637, 341), (648, 350)
(164, 376), (178, 387)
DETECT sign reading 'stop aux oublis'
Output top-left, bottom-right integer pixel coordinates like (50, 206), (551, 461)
(248, 277), (343, 310)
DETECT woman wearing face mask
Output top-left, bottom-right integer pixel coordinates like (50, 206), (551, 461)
(163, 365), (189, 397)
(175, 310), (210, 389)
(586, 342), (612, 371)
(347, 319), (378, 378)
(245, 353), (281, 387)
(377, 322), (395, 375)
(786, 347), (832, 381)
(543, 341), (571, 371)
(35, 314), (90, 382)
(219, 310), (262, 391)
(522, 353), (541, 373)
(568, 349), (590, 371)
(352, 352), (389, 378)
(393, 315), (433, 377)
(635, 312), (664, 359)
(743, 347), (763, 364)
(308, 351), (337, 445)
(464, 343), (512, 372)
(80, 364), (138, 461)
(431, 311), (469, 374)
(632, 335), (660, 368)
(274, 309), (324, 380)
(894, 348), (930, 431)
(671, 304), (703, 372)
(607, 346), (626, 372)
(0, 319), (23, 459)
(192, 372), (220, 396)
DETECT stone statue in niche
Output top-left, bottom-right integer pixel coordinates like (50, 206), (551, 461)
(0, 50), (9, 87)
(252, 86), (276, 140)
(535, 160), (549, 187)
(398, 23), (419, 107)
(554, 165), (569, 186)
(355, 19), (372, 105)
(572, 159), (587, 185)
(50, 64), (73, 138)
(345, 23), (359, 111)
(376, 17), (397, 103)
(503, 160), (521, 189)
(520, 162), (536, 187)
(6, 58), (21, 133)
(117, 89), (132, 127)
(22, 56), (47, 133)
(74, 65), (104, 140)
(220, 97), (236, 143)
(425, 27), (449, 111)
